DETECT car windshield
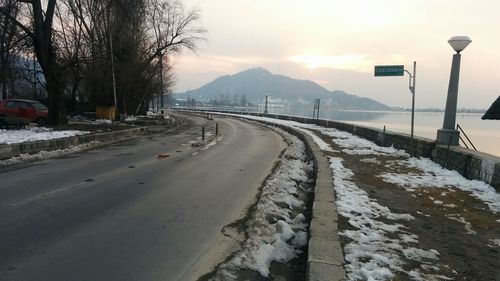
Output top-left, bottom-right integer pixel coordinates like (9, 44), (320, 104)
(30, 102), (48, 111)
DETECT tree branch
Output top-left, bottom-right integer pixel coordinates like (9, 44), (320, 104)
(0, 6), (34, 38)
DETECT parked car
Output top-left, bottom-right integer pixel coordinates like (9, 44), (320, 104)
(0, 99), (48, 126)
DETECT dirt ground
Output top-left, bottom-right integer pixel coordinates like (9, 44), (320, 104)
(315, 130), (500, 281)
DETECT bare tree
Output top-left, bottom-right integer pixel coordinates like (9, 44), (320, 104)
(1, 0), (68, 125)
(0, 0), (24, 100)
(145, 0), (205, 110)
(1, 0), (205, 122)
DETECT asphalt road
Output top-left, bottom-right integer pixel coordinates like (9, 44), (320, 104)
(0, 116), (285, 281)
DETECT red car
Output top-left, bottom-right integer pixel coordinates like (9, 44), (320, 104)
(0, 98), (49, 126)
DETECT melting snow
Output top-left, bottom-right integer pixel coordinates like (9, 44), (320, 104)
(212, 128), (313, 279)
(488, 239), (500, 247)
(213, 113), (499, 280)
(379, 158), (500, 213)
(0, 142), (99, 166)
(330, 157), (446, 281)
(445, 215), (477, 235)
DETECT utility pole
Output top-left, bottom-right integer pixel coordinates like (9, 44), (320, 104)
(33, 52), (36, 98)
(159, 53), (164, 111)
(108, 6), (118, 120)
(264, 95), (269, 114)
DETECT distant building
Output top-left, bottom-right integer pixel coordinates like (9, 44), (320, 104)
(482, 96), (500, 120)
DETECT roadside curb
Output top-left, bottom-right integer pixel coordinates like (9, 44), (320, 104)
(206, 112), (346, 281)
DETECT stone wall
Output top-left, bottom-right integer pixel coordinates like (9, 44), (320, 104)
(197, 109), (500, 191)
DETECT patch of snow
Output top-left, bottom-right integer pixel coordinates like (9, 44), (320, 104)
(124, 116), (138, 121)
(321, 129), (408, 157)
(445, 215), (477, 235)
(0, 127), (89, 144)
(94, 119), (112, 124)
(212, 129), (313, 279)
(330, 157), (447, 281)
(299, 128), (335, 152)
(360, 158), (382, 164)
(0, 142), (99, 166)
(488, 239), (500, 247)
(379, 157), (500, 213)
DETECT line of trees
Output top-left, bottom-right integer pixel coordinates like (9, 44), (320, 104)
(0, 0), (205, 125)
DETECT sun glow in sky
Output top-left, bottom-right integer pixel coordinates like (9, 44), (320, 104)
(288, 54), (371, 71)
(174, 0), (500, 108)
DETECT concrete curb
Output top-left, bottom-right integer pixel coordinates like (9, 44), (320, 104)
(304, 133), (346, 281)
(206, 112), (346, 281)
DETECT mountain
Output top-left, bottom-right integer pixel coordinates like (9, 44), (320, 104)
(177, 67), (391, 110)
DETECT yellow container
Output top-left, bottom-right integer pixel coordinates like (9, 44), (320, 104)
(96, 106), (116, 121)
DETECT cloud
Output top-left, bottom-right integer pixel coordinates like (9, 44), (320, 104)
(174, 53), (274, 74)
(288, 54), (373, 72)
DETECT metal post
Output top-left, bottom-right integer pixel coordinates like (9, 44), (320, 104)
(264, 95), (269, 114)
(437, 53), (461, 145)
(405, 62), (416, 156)
(317, 99), (320, 120)
(382, 125), (386, 146)
(216, 123), (219, 136)
(410, 61), (416, 156)
(202, 126), (205, 141)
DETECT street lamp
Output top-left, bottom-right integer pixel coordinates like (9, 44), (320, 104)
(436, 36), (471, 145)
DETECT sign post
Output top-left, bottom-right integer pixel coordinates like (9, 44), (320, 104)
(375, 62), (416, 156)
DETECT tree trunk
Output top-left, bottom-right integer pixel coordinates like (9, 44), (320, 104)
(43, 61), (67, 125)
(31, 0), (67, 126)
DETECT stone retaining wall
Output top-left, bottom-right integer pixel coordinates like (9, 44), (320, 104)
(0, 127), (149, 160)
(192, 109), (500, 191)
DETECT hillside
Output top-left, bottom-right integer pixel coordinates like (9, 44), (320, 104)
(177, 67), (391, 110)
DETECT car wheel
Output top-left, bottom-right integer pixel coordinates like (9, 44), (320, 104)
(36, 117), (47, 127)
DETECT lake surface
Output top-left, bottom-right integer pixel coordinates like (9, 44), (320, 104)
(267, 107), (500, 157)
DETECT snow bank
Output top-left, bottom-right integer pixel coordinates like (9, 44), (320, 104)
(213, 129), (313, 279)
(0, 127), (88, 144)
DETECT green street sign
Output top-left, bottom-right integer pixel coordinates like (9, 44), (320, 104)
(374, 65), (404, 76)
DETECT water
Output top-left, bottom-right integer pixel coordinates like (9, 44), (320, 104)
(267, 106), (500, 157)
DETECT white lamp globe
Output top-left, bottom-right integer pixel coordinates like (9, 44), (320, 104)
(448, 36), (472, 53)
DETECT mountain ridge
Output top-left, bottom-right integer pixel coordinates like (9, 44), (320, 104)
(176, 67), (391, 110)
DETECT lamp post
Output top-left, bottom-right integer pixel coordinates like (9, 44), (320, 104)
(436, 36), (471, 145)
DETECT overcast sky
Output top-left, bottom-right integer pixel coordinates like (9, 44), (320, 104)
(172, 0), (500, 109)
